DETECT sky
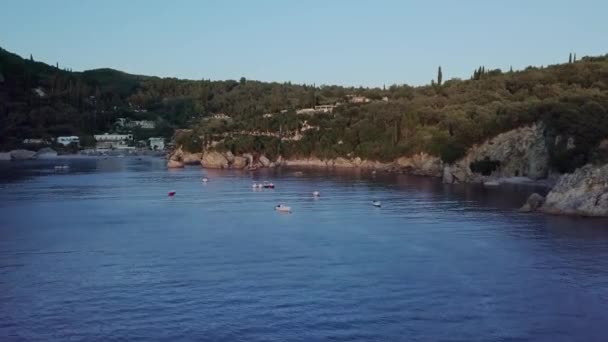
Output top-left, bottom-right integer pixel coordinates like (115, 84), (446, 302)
(1, 0), (607, 87)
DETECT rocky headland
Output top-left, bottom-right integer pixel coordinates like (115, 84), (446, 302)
(167, 122), (608, 217)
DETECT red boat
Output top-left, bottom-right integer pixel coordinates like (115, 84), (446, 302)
(168, 190), (176, 197)
(262, 182), (275, 189)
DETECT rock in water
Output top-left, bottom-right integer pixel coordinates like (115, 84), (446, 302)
(519, 193), (545, 212)
(167, 159), (184, 168)
(36, 147), (58, 158)
(541, 164), (608, 217)
(10, 149), (36, 160)
(201, 151), (229, 169)
(259, 155), (271, 167)
(0, 152), (10, 161)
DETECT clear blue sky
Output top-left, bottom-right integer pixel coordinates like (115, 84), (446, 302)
(1, 0), (606, 87)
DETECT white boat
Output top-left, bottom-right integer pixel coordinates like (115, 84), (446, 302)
(275, 204), (292, 213)
(372, 200), (382, 207)
(202, 177), (209, 182)
(54, 165), (69, 171)
(313, 191), (320, 197)
(484, 180), (500, 187)
(252, 183), (258, 188)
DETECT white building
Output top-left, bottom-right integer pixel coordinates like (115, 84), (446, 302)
(149, 137), (165, 151)
(94, 133), (133, 150)
(115, 118), (156, 129)
(23, 138), (46, 145)
(296, 108), (316, 115)
(57, 136), (80, 146)
(211, 113), (231, 120)
(314, 105), (336, 113)
(128, 120), (155, 129)
(346, 94), (371, 104)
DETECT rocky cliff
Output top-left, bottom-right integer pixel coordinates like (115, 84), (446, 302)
(167, 146), (443, 176)
(541, 164), (608, 217)
(443, 123), (549, 184)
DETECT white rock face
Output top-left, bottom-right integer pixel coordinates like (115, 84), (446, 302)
(201, 151), (229, 169)
(541, 164), (608, 217)
(443, 123), (549, 183)
(259, 155), (271, 167)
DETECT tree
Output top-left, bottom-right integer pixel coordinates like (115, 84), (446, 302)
(29, 54), (33, 62)
(573, 53), (577, 62)
(569, 53), (572, 64)
(239, 77), (246, 85)
(437, 66), (443, 86)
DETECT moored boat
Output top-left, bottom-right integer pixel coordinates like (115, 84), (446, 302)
(275, 204), (291, 213)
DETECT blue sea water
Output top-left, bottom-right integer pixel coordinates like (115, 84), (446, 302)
(1, 157), (608, 341)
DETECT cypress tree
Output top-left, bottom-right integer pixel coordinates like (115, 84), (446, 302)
(437, 66), (443, 86)
(573, 53), (577, 62)
(569, 53), (572, 64)
(29, 54), (33, 61)
(509, 65), (513, 73)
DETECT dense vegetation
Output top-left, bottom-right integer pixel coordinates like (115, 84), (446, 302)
(1, 47), (608, 171)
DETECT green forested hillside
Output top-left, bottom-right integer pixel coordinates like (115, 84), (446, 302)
(1, 47), (607, 171)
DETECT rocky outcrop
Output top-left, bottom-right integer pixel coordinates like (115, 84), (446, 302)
(333, 157), (356, 168)
(395, 153), (443, 177)
(35, 147), (58, 159)
(541, 164), (608, 217)
(169, 146), (201, 165)
(243, 153), (254, 166)
(519, 193), (545, 212)
(259, 155), (271, 167)
(0, 152), (10, 161)
(10, 149), (37, 160)
(182, 152), (202, 165)
(443, 123), (549, 184)
(283, 157), (330, 168)
(167, 159), (184, 168)
(232, 156), (248, 169)
(201, 151), (229, 169)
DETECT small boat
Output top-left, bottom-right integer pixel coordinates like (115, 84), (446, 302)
(168, 190), (176, 197)
(252, 183), (258, 189)
(483, 180), (500, 187)
(313, 191), (320, 197)
(263, 181), (275, 189)
(372, 200), (382, 207)
(54, 165), (69, 171)
(371, 170), (377, 175)
(275, 204), (291, 213)
(202, 177), (209, 183)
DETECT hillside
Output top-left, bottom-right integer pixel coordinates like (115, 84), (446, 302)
(1, 47), (608, 171)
